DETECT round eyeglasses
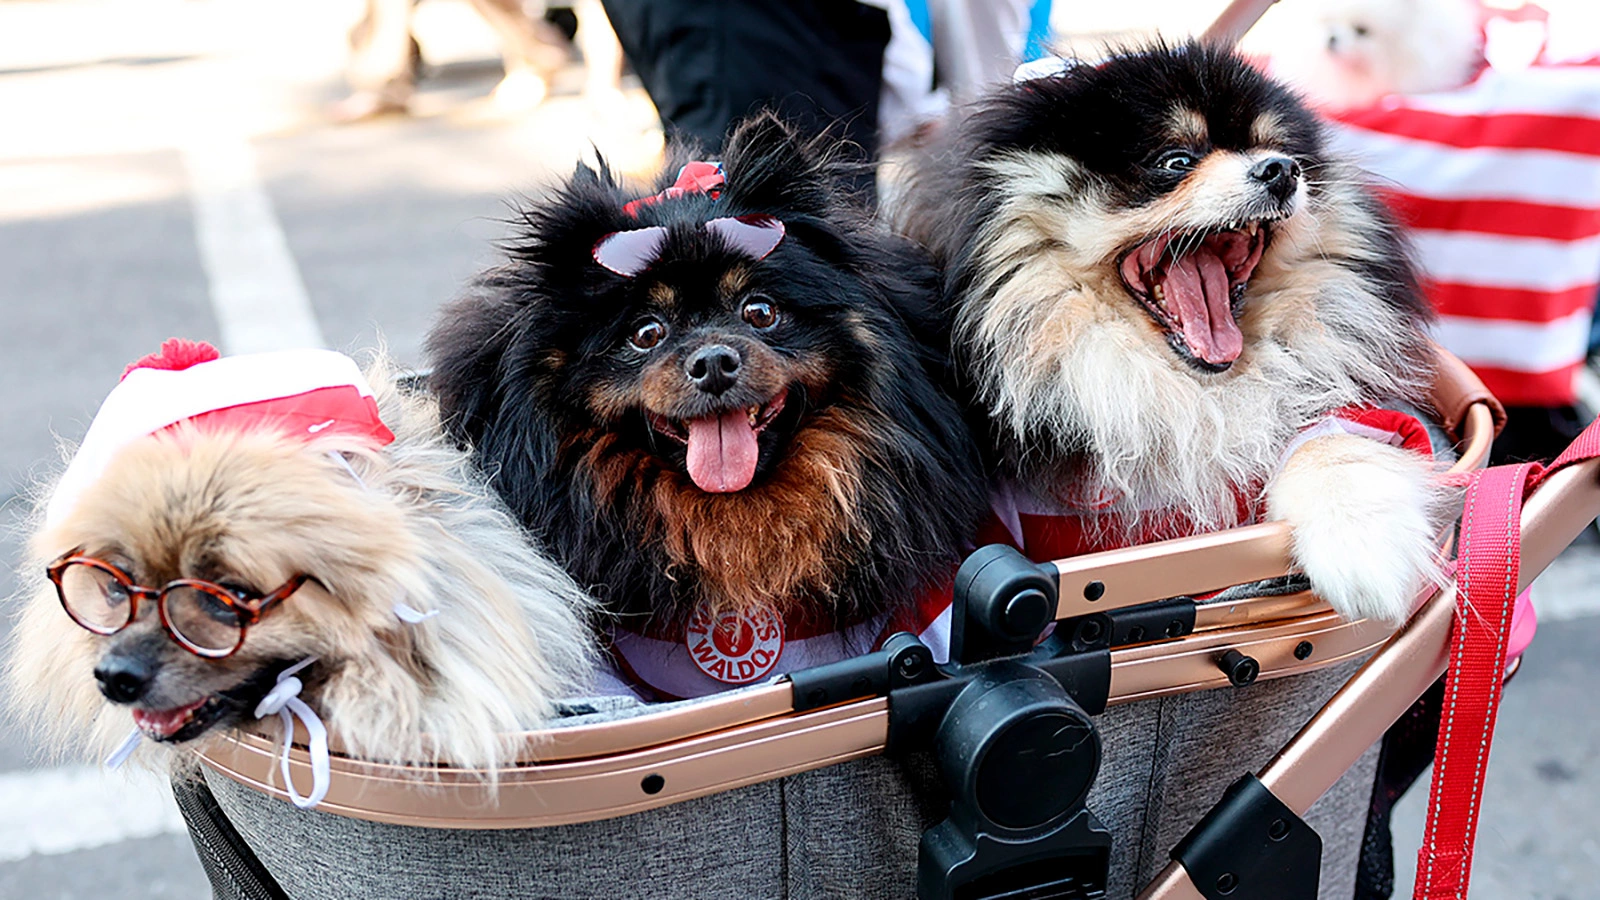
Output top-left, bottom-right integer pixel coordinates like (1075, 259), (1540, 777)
(47, 549), (310, 659)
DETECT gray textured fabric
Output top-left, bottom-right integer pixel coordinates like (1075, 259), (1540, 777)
(209, 657), (1377, 899)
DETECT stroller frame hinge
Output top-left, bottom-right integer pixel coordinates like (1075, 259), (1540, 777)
(1171, 773), (1322, 900)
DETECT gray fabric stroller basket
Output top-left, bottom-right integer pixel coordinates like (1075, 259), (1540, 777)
(181, 659), (1378, 900)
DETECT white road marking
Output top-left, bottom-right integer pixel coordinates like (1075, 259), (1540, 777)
(0, 765), (185, 862)
(181, 134), (326, 354)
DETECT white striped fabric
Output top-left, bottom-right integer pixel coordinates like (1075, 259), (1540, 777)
(1328, 62), (1600, 406)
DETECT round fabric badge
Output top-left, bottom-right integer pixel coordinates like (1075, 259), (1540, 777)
(684, 605), (784, 684)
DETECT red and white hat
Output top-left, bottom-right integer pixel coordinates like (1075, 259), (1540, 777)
(47, 339), (394, 527)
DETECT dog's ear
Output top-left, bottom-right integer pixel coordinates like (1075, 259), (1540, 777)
(425, 276), (524, 447)
(718, 111), (840, 219)
(425, 273), (573, 531)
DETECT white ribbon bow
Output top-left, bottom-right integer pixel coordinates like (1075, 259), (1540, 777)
(252, 656), (329, 809)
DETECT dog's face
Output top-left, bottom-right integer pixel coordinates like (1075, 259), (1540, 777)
(34, 429), (411, 745)
(1263, 0), (1481, 107)
(545, 221), (881, 496)
(974, 46), (1326, 374)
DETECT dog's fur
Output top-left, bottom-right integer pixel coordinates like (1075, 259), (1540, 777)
(897, 43), (1452, 623)
(427, 113), (985, 632)
(6, 357), (597, 775)
(1260, 0), (1482, 109)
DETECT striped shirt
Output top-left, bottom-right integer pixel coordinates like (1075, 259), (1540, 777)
(1326, 63), (1600, 406)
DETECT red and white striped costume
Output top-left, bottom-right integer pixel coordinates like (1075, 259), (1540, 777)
(1325, 63), (1600, 406)
(47, 339), (394, 529)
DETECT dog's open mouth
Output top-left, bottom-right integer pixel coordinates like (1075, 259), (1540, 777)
(125, 660), (298, 743)
(1117, 220), (1270, 371)
(649, 388), (789, 493)
(132, 697), (225, 743)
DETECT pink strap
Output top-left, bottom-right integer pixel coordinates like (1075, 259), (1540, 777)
(1416, 414), (1600, 898)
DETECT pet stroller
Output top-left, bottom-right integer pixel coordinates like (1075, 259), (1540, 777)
(167, 340), (1597, 900)
(169, 5), (1598, 894)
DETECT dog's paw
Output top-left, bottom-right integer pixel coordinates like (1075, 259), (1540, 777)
(1267, 435), (1452, 624)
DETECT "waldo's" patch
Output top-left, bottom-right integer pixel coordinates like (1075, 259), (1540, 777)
(685, 605), (784, 684)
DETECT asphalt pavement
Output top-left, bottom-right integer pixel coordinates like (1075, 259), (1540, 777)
(1, 2), (1597, 898)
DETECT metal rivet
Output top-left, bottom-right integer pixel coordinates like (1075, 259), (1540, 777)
(1216, 872), (1238, 894)
(1084, 581), (1105, 601)
(1269, 818), (1290, 841)
(1294, 641), (1314, 660)
(1078, 618), (1105, 643)
(896, 653), (925, 680)
(641, 774), (665, 795)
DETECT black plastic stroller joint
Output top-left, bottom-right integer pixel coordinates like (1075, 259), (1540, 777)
(789, 544), (1119, 899)
(1171, 774), (1322, 900)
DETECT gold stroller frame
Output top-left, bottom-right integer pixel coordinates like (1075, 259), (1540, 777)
(192, 344), (1584, 900)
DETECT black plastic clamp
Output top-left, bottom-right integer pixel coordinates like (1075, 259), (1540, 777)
(1171, 774), (1322, 900)
(786, 545), (1118, 900)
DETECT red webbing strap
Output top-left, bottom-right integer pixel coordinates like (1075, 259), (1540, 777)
(1413, 461), (1532, 899)
(1415, 415), (1600, 899)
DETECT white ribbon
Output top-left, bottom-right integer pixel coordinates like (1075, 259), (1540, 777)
(252, 656), (330, 809)
(392, 601), (440, 624)
(327, 450), (367, 489)
(105, 727), (142, 769)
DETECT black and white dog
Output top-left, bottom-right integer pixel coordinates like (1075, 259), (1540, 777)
(897, 42), (1451, 624)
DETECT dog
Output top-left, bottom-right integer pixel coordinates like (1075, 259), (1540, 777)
(1260, 0), (1483, 109)
(6, 342), (597, 784)
(426, 113), (985, 698)
(895, 42), (1452, 625)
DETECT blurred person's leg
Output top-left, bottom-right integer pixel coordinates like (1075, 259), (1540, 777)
(340, 0), (419, 121)
(574, 0), (624, 100)
(466, 0), (572, 110)
(600, 0), (890, 170)
(928, 0), (1044, 105)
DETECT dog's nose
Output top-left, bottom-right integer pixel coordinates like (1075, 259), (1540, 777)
(94, 655), (154, 704)
(1249, 156), (1301, 203)
(686, 344), (741, 395)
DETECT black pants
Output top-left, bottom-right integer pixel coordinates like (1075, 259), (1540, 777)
(601, 0), (889, 160)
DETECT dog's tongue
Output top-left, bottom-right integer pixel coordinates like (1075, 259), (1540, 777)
(132, 699), (205, 739)
(1162, 247), (1242, 366)
(685, 410), (759, 493)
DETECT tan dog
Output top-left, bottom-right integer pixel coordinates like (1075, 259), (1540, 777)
(7, 347), (596, 787)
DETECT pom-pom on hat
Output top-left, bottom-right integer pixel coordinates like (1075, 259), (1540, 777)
(47, 339), (395, 528)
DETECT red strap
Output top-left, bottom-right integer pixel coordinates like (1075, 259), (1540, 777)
(1413, 461), (1532, 899)
(1416, 414), (1600, 898)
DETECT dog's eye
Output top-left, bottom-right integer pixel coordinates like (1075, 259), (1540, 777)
(629, 319), (667, 351)
(1156, 150), (1197, 172)
(741, 297), (779, 330)
(1352, 23), (1369, 37)
(217, 580), (254, 599)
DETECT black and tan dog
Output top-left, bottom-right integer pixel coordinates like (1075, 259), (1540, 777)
(897, 43), (1452, 624)
(428, 114), (984, 697)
